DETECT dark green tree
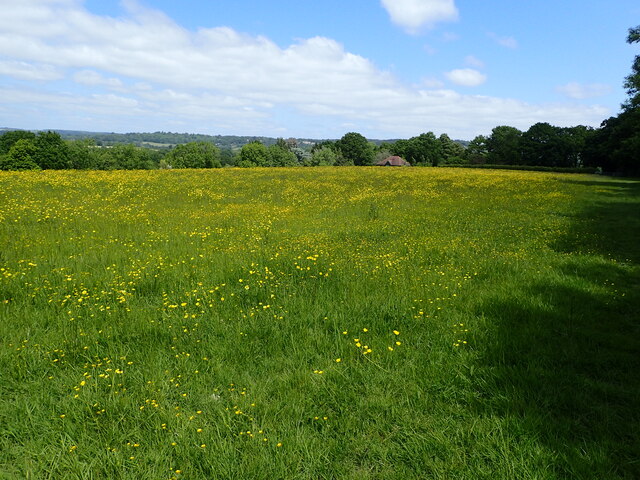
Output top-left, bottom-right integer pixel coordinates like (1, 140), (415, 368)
(33, 131), (70, 169)
(486, 126), (523, 164)
(563, 126), (595, 168)
(0, 138), (40, 170)
(268, 144), (298, 167)
(96, 144), (154, 170)
(310, 146), (338, 166)
(335, 132), (374, 166)
(0, 130), (36, 155)
(521, 122), (568, 167)
(67, 139), (97, 170)
(583, 26), (640, 175)
(623, 25), (640, 110)
(464, 135), (488, 164)
(439, 133), (465, 164)
(239, 141), (268, 167)
(219, 148), (235, 166)
(584, 109), (640, 175)
(275, 138), (290, 151)
(401, 133), (443, 166)
(311, 140), (336, 154)
(165, 142), (221, 168)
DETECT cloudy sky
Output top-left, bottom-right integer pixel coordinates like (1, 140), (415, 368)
(0, 0), (638, 139)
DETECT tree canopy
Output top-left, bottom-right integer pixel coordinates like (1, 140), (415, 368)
(335, 132), (374, 166)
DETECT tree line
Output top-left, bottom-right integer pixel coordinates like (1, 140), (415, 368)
(0, 120), (633, 174)
(1, 26), (638, 175)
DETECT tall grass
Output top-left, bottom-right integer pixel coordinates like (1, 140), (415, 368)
(1, 168), (638, 479)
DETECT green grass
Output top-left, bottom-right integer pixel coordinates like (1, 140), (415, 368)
(0, 168), (638, 479)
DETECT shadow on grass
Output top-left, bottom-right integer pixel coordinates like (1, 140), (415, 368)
(474, 177), (640, 478)
(553, 178), (640, 264)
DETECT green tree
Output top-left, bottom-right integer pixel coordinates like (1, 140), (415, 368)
(464, 135), (488, 164)
(275, 138), (290, 151)
(239, 141), (268, 167)
(310, 146), (337, 166)
(219, 149), (235, 166)
(33, 131), (71, 169)
(439, 133), (465, 164)
(0, 130), (36, 155)
(268, 144), (298, 167)
(623, 25), (640, 109)
(374, 148), (393, 165)
(335, 132), (374, 166)
(97, 144), (154, 170)
(67, 139), (97, 170)
(165, 142), (221, 168)
(563, 126), (595, 168)
(0, 138), (40, 170)
(521, 122), (567, 167)
(311, 140), (336, 154)
(486, 126), (523, 165)
(584, 109), (640, 175)
(582, 26), (640, 175)
(399, 133), (443, 166)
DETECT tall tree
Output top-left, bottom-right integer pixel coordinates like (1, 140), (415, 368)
(0, 138), (39, 170)
(165, 142), (221, 168)
(33, 131), (70, 169)
(583, 26), (640, 175)
(623, 25), (640, 110)
(67, 139), (97, 170)
(335, 132), (374, 166)
(239, 141), (268, 167)
(0, 130), (36, 155)
(521, 122), (567, 167)
(310, 146), (338, 166)
(486, 126), (522, 165)
(464, 135), (488, 164)
(268, 144), (298, 167)
(439, 133), (465, 163)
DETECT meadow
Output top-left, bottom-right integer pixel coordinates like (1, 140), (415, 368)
(0, 167), (638, 479)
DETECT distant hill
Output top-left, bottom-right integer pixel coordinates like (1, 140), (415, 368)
(0, 128), (467, 150)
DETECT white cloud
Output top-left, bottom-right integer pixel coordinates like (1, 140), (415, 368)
(556, 82), (612, 100)
(421, 77), (445, 88)
(488, 32), (518, 49)
(445, 68), (487, 87)
(0, 60), (62, 81)
(0, 1), (609, 139)
(73, 70), (123, 89)
(381, 0), (458, 33)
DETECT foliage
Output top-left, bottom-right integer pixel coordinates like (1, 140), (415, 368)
(310, 146), (338, 166)
(439, 133), (465, 163)
(335, 132), (374, 166)
(584, 108), (640, 175)
(623, 25), (640, 110)
(66, 139), (97, 170)
(486, 126), (523, 165)
(33, 131), (71, 170)
(392, 132), (444, 166)
(0, 130), (36, 155)
(0, 139), (40, 170)
(165, 142), (221, 169)
(268, 144), (298, 167)
(464, 135), (488, 164)
(239, 141), (269, 167)
(94, 144), (156, 170)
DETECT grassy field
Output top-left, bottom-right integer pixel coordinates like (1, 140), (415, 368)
(1, 167), (638, 479)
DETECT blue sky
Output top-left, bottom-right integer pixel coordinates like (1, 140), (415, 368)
(0, 0), (638, 139)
